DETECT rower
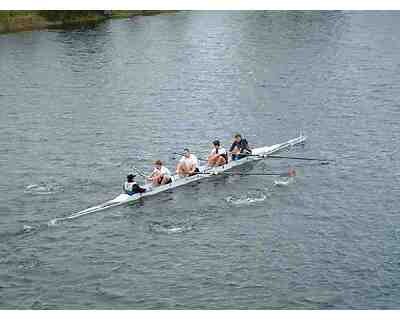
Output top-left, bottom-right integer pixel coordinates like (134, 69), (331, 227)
(207, 140), (228, 167)
(123, 174), (146, 195)
(176, 148), (199, 177)
(229, 133), (252, 161)
(147, 160), (172, 186)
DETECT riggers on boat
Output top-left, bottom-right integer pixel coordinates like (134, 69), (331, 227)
(53, 134), (306, 222)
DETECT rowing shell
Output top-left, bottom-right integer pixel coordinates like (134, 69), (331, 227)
(51, 135), (306, 223)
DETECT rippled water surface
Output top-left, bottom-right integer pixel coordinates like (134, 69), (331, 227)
(1, 11), (400, 309)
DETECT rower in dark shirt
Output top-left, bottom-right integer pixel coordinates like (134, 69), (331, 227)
(123, 174), (146, 195)
(229, 133), (252, 161)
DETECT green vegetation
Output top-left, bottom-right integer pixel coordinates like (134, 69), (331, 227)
(0, 10), (172, 34)
(38, 10), (105, 23)
(111, 10), (147, 18)
(0, 11), (36, 19)
(111, 10), (177, 18)
(0, 11), (36, 24)
(0, 11), (48, 33)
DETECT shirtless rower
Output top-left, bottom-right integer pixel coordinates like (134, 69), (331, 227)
(147, 160), (172, 186)
(176, 148), (199, 177)
(207, 140), (228, 167)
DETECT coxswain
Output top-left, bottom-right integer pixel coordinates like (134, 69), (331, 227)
(207, 140), (228, 167)
(176, 148), (199, 177)
(147, 160), (173, 186)
(229, 133), (252, 161)
(123, 174), (146, 195)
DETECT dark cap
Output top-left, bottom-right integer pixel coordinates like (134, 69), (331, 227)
(183, 148), (190, 152)
(213, 140), (220, 146)
(127, 174), (136, 181)
(234, 133), (242, 138)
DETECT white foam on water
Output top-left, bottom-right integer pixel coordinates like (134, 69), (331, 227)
(23, 225), (33, 232)
(274, 177), (294, 187)
(47, 219), (59, 226)
(24, 181), (64, 195)
(149, 222), (194, 234)
(225, 194), (267, 206)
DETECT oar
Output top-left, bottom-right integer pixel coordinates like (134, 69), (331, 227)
(172, 152), (208, 162)
(237, 153), (333, 163)
(198, 168), (296, 177)
(266, 155), (333, 162)
(131, 166), (147, 178)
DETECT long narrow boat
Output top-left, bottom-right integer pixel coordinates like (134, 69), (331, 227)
(52, 134), (306, 223)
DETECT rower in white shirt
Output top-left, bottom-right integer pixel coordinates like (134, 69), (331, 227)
(207, 140), (228, 167)
(147, 160), (172, 186)
(176, 148), (199, 177)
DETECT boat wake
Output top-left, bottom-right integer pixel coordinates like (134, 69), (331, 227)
(22, 224), (35, 233)
(225, 193), (267, 206)
(148, 221), (195, 234)
(24, 182), (64, 195)
(0, 223), (42, 241)
(47, 219), (59, 226)
(274, 177), (295, 187)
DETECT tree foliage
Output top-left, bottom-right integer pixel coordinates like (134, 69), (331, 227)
(38, 11), (96, 22)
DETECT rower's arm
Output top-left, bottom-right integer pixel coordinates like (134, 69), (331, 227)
(132, 184), (146, 193)
(147, 171), (155, 179)
(242, 139), (252, 152)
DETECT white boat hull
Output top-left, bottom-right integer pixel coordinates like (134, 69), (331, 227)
(54, 135), (306, 222)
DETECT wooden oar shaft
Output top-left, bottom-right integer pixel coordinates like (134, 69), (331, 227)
(236, 153), (331, 162)
(267, 155), (332, 161)
(197, 172), (291, 176)
(230, 173), (289, 176)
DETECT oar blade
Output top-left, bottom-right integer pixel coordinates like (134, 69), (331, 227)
(287, 168), (296, 177)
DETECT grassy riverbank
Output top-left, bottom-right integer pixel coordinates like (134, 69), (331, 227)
(0, 11), (48, 33)
(110, 10), (177, 18)
(0, 11), (173, 34)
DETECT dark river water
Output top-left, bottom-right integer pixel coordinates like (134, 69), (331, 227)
(1, 11), (400, 309)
